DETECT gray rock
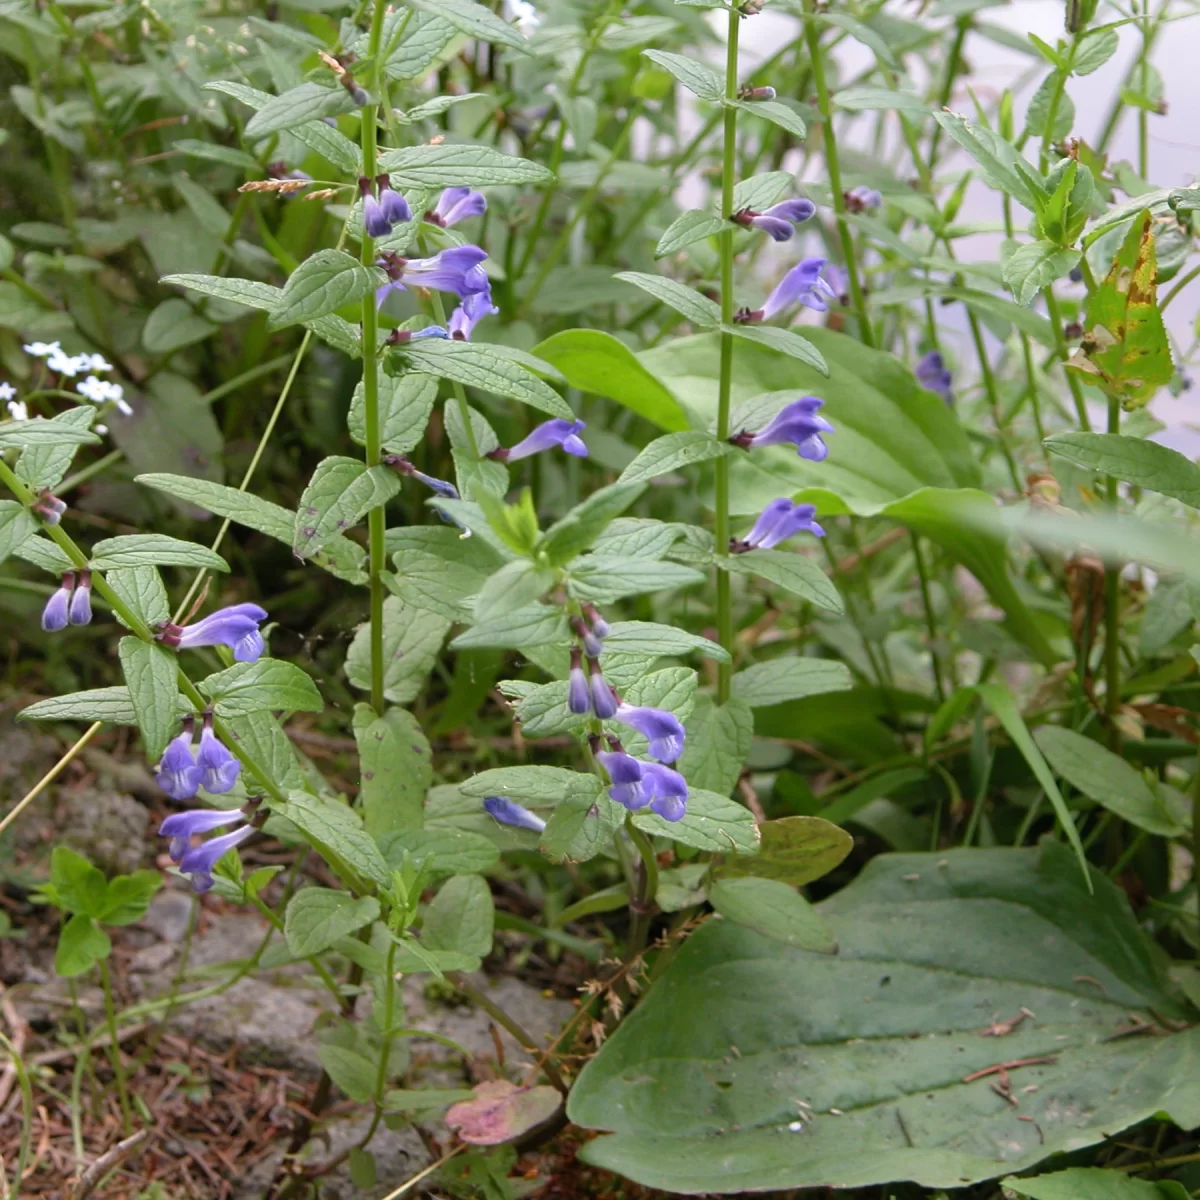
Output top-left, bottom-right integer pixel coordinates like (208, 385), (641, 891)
(58, 786), (149, 876)
(141, 889), (195, 943)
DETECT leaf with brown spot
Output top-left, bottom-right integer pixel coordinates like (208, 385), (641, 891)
(445, 1080), (561, 1145)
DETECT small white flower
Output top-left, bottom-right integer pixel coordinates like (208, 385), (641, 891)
(503, 0), (539, 34)
(94, 423), (108, 434)
(22, 340), (61, 358)
(6, 400), (28, 422)
(79, 353), (113, 373)
(47, 348), (81, 377)
(76, 375), (111, 403)
(113, 392), (132, 416)
(0, 382), (16, 402)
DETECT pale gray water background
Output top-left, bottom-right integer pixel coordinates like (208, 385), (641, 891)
(689, 1), (1200, 452)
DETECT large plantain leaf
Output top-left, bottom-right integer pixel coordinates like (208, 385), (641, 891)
(569, 841), (1199, 1193)
(638, 329), (1056, 664)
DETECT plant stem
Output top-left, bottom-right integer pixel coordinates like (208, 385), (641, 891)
(1044, 285), (1091, 430)
(910, 533), (946, 703)
(714, 3), (740, 704)
(966, 312), (1022, 491)
(623, 814), (660, 963)
(802, 2), (873, 346)
(926, 16), (968, 168)
(1104, 395), (1121, 746)
(97, 957), (132, 1133)
(361, 0), (389, 717)
(371, 938), (399, 1105)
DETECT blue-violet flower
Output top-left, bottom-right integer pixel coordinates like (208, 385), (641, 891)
(641, 762), (688, 822)
(42, 573), (73, 632)
(589, 660), (619, 720)
(159, 806), (248, 864)
(375, 174), (412, 225)
(359, 176), (392, 239)
(375, 247), (490, 308)
(487, 418), (587, 464)
(156, 727), (204, 801)
(845, 185), (883, 213)
(483, 796), (546, 833)
(449, 290), (499, 341)
(614, 704), (685, 763)
(915, 350), (954, 405)
(732, 498), (825, 552)
(67, 570), (93, 625)
(596, 750), (648, 810)
(177, 825), (256, 892)
(735, 257), (836, 323)
(160, 603), (268, 663)
(567, 647), (590, 715)
(426, 187), (487, 228)
(733, 198), (816, 242)
(730, 396), (833, 462)
(197, 719), (241, 794)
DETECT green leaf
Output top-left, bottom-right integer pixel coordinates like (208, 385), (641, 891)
(451, 604), (567, 650)
(424, 874), (493, 960)
(0, 502), (35, 569)
(0, 419), (100, 450)
(353, 704), (431, 836)
(569, 556), (705, 602)
(709, 877), (836, 951)
(725, 323), (829, 373)
(633, 787), (758, 853)
(570, 842), (1196, 1192)
(1003, 241), (1081, 305)
(1033, 725), (1186, 837)
(461, 765), (592, 805)
(284, 888), (381, 957)
(17, 406), (96, 491)
(1045, 432), (1200, 507)
(346, 597), (451, 704)
(602, 620), (730, 663)
(349, 370), (438, 453)
(656, 210), (726, 258)
(161, 273), (283, 314)
(722, 549), (844, 613)
(377, 143), (552, 186)
(378, 828), (499, 878)
(640, 50), (723, 101)
(730, 98), (806, 139)
(1025, 70), (1075, 140)
(1004, 1167), (1189, 1200)
(200, 659), (323, 717)
(142, 297), (216, 353)
(932, 111), (1045, 212)
(269, 250), (382, 331)
(836, 86), (929, 112)
(539, 481), (646, 565)
(387, 547), (493, 621)
(118, 638), (180, 762)
(280, 791), (391, 891)
(531, 330), (690, 433)
(244, 81), (358, 139)
(974, 683), (1088, 884)
(19, 686), (138, 725)
(55, 913), (111, 977)
(293, 456), (400, 558)
(98, 870), (162, 926)
(1067, 212), (1173, 410)
(618, 431), (732, 484)
(349, 1148), (377, 1191)
(614, 271), (720, 328)
(408, 0), (532, 53)
(89, 534), (228, 572)
(676, 696), (752, 796)
(714, 815), (852, 885)
(136, 473), (294, 542)
(50, 846), (108, 916)
(1074, 27), (1119, 74)
(541, 784), (623, 863)
(473, 560), (555, 624)
(731, 658), (853, 707)
(318, 1043), (379, 1104)
(731, 172), (794, 214)
(397, 339), (573, 419)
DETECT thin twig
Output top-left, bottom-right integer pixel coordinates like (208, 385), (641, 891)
(70, 1129), (150, 1200)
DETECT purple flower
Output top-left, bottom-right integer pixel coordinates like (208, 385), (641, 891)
(614, 705), (685, 763)
(489, 419), (587, 464)
(156, 728), (204, 801)
(67, 569), (92, 626)
(178, 825), (255, 892)
(386, 326), (451, 345)
(375, 246), (490, 308)
(584, 604), (610, 639)
(732, 396), (833, 462)
(427, 188), (487, 228)
(737, 258), (836, 323)
(376, 174), (412, 225)
(164, 602), (268, 663)
(641, 763), (688, 822)
(596, 750), (648, 810)
(589, 661), (619, 719)
(732, 499), (825, 552)
(733, 198), (816, 242)
(449, 290), (499, 341)
(197, 724), (241, 794)
(915, 350), (954, 405)
(159, 806), (248, 863)
(383, 453), (459, 497)
(42, 573), (73, 632)
(567, 648), (590, 714)
(359, 176), (392, 239)
(845, 185), (882, 213)
(483, 795), (546, 833)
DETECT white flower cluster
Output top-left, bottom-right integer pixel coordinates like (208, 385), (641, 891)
(0, 382), (26, 421)
(20, 341), (132, 416)
(503, 0), (539, 35)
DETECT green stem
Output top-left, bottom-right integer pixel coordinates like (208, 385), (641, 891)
(423, 267), (480, 459)
(1138, 0), (1151, 179)
(802, 3), (873, 346)
(1038, 35), (1081, 174)
(927, 17), (968, 168)
(623, 815), (660, 962)
(372, 938), (399, 1105)
(1044, 285), (1091, 430)
(1104, 395), (1121, 746)
(361, 0), (389, 717)
(910, 533), (946, 703)
(97, 957), (132, 1134)
(966, 311), (1022, 491)
(1094, 0), (1168, 154)
(714, 3), (741, 704)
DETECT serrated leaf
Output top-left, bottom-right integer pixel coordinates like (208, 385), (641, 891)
(89, 534), (228, 572)
(731, 172), (794, 214)
(378, 828), (499, 878)
(409, 0), (532, 54)
(655, 210), (726, 258)
(346, 597), (451, 704)
(676, 695), (752, 796)
(19, 686), (139, 725)
(16, 406), (96, 491)
(353, 704), (431, 836)
(378, 143), (552, 186)
(200, 659), (323, 717)
(280, 790), (391, 891)
(731, 657), (853, 707)
(318, 1043), (378, 1103)
(294, 457), (400, 558)
(602, 620), (730, 663)
(451, 603), (567, 650)
(396, 339), (571, 418)
(715, 815), (851, 885)
(424, 874), (493, 959)
(633, 787), (758, 853)
(932, 112), (1045, 213)
(244, 81), (359, 139)
(1045, 432), (1200, 507)
(731, 98), (806, 139)
(136, 473), (295, 542)
(722, 549), (844, 613)
(539, 481), (646, 565)
(461, 765), (593, 804)
(615, 271), (720, 327)
(618, 431), (732, 484)
(285, 888), (380, 957)
(1074, 27), (1119, 74)
(1003, 240), (1081, 306)
(836, 86), (929, 112)
(0, 420), (100, 450)
(725, 323), (828, 373)
(55, 913), (111, 978)
(269, 250), (382, 331)
(118, 638), (180, 762)
(161, 273), (283, 313)
(474, 560), (556, 624)
(641, 50), (723, 101)
(569, 556), (705, 602)
(0, 502), (35, 569)
(106, 567), (170, 626)
(142, 297), (216, 353)
(349, 370), (438, 452)
(541, 784), (622, 863)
